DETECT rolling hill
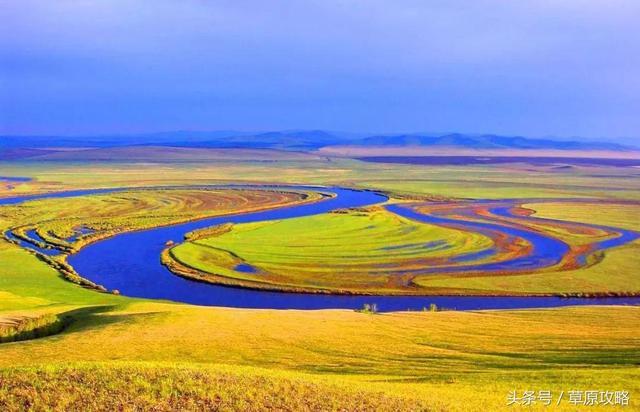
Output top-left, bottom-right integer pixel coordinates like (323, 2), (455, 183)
(1, 131), (637, 161)
(350, 133), (633, 151)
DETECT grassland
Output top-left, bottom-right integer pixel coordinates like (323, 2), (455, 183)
(526, 201), (640, 231)
(0, 363), (429, 412)
(413, 200), (640, 295)
(167, 207), (494, 293)
(165, 198), (640, 295)
(0, 276), (638, 411)
(0, 187), (323, 292)
(2, 233), (640, 409)
(1, 155), (639, 410)
(3, 155), (640, 201)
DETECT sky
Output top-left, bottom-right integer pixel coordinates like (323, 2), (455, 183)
(1, 0), (639, 142)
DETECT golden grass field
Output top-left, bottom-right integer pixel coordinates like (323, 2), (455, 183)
(1, 156), (639, 410)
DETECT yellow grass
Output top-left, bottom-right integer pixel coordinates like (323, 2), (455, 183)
(0, 300), (638, 411)
(1, 158), (639, 410)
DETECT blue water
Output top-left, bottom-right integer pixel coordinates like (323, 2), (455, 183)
(25, 229), (61, 256)
(235, 263), (258, 273)
(387, 203), (571, 274)
(490, 205), (640, 262)
(4, 231), (33, 251)
(3, 229), (61, 256)
(64, 226), (95, 243)
(0, 176), (32, 182)
(2, 184), (639, 311)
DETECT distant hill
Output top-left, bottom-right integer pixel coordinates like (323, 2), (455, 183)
(1, 131), (637, 160)
(169, 130), (347, 150)
(351, 133), (634, 151)
(0, 146), (327, 162)
(0, 130), (348, 152)
(0, 131), (253, 149)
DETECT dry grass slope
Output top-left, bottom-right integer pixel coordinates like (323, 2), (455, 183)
(0, 363), (428, 412)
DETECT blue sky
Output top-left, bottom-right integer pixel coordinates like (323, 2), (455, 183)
(1, 0), (639, 142)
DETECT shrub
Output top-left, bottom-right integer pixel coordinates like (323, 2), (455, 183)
(0, 314), (66, 343)
(357, 303), (378, 314)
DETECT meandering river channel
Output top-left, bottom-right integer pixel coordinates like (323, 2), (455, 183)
(2, 185), (639, 311)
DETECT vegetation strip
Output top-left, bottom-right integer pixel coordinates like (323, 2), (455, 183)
(0, 311), (75, 344)
(1, 187), (326, 293)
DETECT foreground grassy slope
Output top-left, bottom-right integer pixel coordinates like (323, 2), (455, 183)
(0, 363), (427, 412)
(1, 236), (639, 410)
(1, 299), (638, 410)
(4, 301), (639, 376)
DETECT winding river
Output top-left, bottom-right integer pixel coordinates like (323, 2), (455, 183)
(2, 185), (639, 312)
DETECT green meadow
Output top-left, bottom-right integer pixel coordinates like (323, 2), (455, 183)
(169, 207), (493, 293)
(1, 157), (639, 410)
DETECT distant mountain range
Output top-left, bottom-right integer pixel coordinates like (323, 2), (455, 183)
(1, 131), (637, 154)
(350, 133), (635, 151)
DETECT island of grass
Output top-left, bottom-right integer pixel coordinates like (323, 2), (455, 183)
(165, 201), (640, 296)
(164, 207), (492, 294)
